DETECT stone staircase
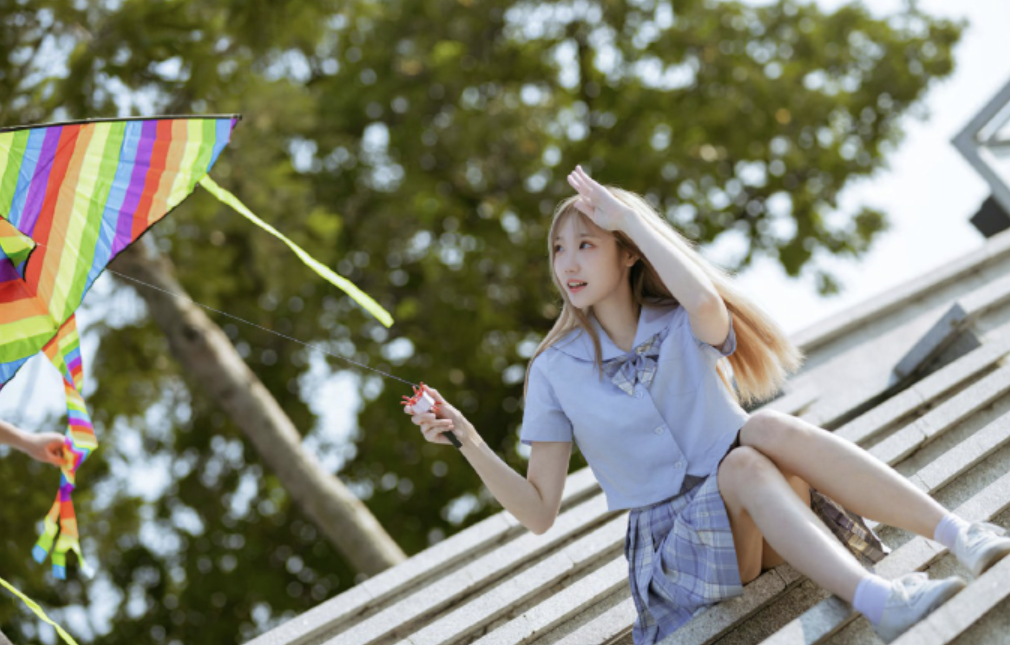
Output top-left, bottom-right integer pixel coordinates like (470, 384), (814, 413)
(247, 228), (1010, 645)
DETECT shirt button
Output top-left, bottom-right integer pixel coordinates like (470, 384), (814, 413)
(675, 460), (686, 468)
(636, 390), (644, 399)
(654, 426), (664, 435)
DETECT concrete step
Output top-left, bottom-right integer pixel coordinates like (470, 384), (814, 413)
(388, 517), (626, 645)
(834, 329), (1010, 447)
(244, 467), (602, 645)
(329, 494), (617, 645)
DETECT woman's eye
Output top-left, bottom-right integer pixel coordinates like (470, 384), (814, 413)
(554, 242), (590, 253)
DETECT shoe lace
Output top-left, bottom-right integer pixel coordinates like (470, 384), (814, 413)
(956, 521), (1007, 555)
(894, 571), (929, 602)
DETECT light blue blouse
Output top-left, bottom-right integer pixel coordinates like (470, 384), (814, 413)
(520, 301), (751, 511)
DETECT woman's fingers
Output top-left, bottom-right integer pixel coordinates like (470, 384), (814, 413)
(576, 165), (595, 185)
(423, 421), (455, 444)
(568, 172), (588, 196)
(409, 410), (454, 444)
(574, 166), (603, 196)
(568, 171), (599, 212)
(46, 443), (64, 466)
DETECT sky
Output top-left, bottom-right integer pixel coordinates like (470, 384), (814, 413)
(4, 0), (1010, 449)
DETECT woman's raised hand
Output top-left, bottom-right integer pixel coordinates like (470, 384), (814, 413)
(566, 165), (632, 232)
(403, 385), (472, 447)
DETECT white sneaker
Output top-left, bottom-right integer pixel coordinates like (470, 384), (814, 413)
(872, 572), (966, 643)
(952, 521), (1010, 577)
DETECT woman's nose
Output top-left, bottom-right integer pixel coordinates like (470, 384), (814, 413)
(560, 254), (579, 272)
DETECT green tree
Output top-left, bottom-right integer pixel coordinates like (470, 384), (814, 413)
(0, 0), (960, 643)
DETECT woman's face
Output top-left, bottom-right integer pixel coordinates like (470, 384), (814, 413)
(552, 213), (634, 309)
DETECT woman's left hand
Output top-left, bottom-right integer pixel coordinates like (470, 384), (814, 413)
(566, 165), (633, 232)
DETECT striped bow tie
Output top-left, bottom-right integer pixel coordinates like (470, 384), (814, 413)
(602, 327), (669, 396)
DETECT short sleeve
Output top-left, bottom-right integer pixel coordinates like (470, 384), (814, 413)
(688, 310), (737, 358)
(519, 355), (573, 446)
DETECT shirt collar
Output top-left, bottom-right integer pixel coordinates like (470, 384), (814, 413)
(552, 302), (679, 362)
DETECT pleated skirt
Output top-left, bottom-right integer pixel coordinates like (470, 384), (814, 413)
(623, 434), (890, 645)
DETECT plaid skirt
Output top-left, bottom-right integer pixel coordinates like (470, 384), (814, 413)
(624, 433), (890, 645)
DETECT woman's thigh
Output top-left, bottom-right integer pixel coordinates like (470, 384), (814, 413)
(717, 446), (813, 584)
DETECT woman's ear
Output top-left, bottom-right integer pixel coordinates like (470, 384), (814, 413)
(624, 251), (640, 267)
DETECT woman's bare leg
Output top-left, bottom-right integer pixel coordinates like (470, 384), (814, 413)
(759, 473), (812, 571)
(739, 410), (947, 538)
(718, 446), (867, 602)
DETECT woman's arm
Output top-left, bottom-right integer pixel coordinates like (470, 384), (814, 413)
(406, 387), (571, 534)
(621, 213), (731, 346)
(462, 439), (571, 535)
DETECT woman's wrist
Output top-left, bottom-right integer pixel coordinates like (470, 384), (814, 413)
(457, 422), (484, 450)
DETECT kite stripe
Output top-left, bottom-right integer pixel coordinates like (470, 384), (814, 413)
(0, 130), (28, 217)
(5, 128), (44, 229)
(19, 127), (62, 238)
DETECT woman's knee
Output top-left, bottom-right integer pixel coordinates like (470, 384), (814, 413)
(717, 445), (779, 499)
(738, 409), (808, 455)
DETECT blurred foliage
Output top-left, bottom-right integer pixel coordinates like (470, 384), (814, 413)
(0, 0), (960, 642)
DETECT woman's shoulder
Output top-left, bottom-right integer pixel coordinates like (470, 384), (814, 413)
(531, 343), (565, 372)
(530, 335), (590, 384)
(538, 326), (585, 359)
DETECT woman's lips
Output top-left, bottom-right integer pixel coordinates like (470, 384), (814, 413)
(569, 282), (587, 293)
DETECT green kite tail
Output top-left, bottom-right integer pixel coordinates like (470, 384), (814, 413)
(199, 176), (394, 328)
(0, 573), (80, 645)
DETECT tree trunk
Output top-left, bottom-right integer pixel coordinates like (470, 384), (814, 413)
(111, 242), (405, 575)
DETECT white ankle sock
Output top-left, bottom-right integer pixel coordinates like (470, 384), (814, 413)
(853, 574), (892, 625)
(933, 512), (970, 551)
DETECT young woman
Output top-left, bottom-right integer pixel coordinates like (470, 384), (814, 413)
(403, 166), (1010, 643)
(0, 418), (65, 467)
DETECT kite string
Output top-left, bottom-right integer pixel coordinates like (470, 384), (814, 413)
(104, 269), (419, 389)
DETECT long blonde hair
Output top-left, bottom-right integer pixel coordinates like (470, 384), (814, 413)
(523, 188), (803, 408)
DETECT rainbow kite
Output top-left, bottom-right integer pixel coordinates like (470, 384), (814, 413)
(0, 115), (392, 579)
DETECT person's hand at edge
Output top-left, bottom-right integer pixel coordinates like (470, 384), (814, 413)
(19, 431), (67, 467)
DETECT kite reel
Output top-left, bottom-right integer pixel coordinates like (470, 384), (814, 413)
(401, 382), (462, 448)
